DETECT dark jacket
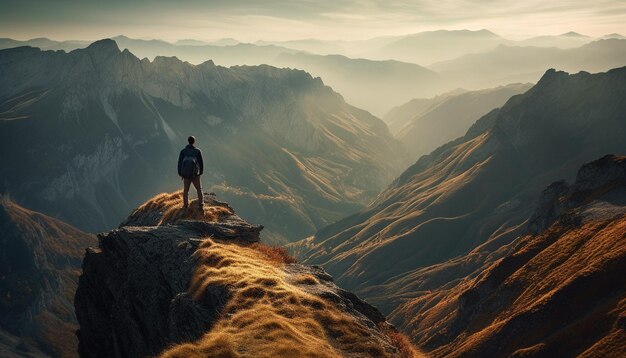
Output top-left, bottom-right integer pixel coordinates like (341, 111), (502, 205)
(178, 144), (204, 177)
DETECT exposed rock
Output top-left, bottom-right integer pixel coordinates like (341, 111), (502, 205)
(75, 193), (414, 357)
(528, 154), (626, 233)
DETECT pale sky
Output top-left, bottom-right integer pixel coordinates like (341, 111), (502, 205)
(1, 0), (625, 42)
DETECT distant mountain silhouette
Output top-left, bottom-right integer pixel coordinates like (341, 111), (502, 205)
(0, 197), (95, 357)
(369, 29), (507, 65)
(273, 52), (444, 116)
(0, 39), (405, 243)
(294, 67), (626, 305)
(385, 83), (532, 158)
(431, 39), (626, 88)
(519, 32), (592, 48)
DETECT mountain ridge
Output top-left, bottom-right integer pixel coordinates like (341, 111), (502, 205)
(294, 66), (626, 298)
(0, 39), (405, 243)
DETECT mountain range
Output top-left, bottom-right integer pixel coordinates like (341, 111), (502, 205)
(294, 66), (626, 306)
(273, 52), (444, 116)
(432, 39), (626, 88)
(2, 32), (625, 115)
(0, 39), (405, 243)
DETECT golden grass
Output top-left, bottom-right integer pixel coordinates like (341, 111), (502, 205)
(249, 243), (297, 265)
(378, 323), (424, 358)
(133, 191), (233, 225)
(159, 238), (400, 358)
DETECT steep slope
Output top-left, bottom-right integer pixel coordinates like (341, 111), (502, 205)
(391, 155), (626, 357)
(75, 192), (421, 358)
(0, 39), (405, 243)
(0, 197), (96, 357)
(385, 83), (532, 158)
(431, 39), (626, 88)
(273, 52), (444, 116)
(295, 67), (626, 299)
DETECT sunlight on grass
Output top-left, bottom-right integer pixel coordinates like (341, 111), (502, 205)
(159, 238), (416, 357)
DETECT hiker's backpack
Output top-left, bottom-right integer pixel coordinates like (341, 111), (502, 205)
(181, 153), (198, 179)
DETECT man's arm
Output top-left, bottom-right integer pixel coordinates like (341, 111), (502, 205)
(177, 150), (183, 176)
(197, 149), (204, 175)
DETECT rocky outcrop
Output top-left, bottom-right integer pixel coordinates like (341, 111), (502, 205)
(0, 197), (96, 358)
(527, 154), (626, 233)
(75, 192), (416, 357)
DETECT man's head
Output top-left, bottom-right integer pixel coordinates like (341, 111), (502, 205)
(188, 136), (195, 145)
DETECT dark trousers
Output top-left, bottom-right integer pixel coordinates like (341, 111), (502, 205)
(183, 175), (203, 207)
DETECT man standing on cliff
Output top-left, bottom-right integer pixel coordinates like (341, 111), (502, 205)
(178, 136), (204, 209)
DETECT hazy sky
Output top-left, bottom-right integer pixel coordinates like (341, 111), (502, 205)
(1, 0), (625, 42)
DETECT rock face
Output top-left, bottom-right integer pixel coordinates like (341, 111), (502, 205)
(394, 155), (626, 357)
(75, 192), (418, 358)
(0, 197), (96, 357)
(0, 39), (405, 243)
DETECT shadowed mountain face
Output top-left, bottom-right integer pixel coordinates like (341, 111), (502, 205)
(391, 155), (626, 358)
(295, 67), (626, 300)
(0, 39), (405, 243)
(431, 39), (626, 88)
(0, 197), (96, 357)
(385, 83), (533, 158)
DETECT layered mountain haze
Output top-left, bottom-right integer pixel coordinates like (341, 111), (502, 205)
(369, 29), (507, 66)
(391, 155), (626, 357)
(431, 39), (626, 88)
(385, 83), (533, 158)
(519, 31), (594, 48)
(295, 66), (626, 300)
(0, 197), (96, 357)
(273, 53), (443, 116)
(0, 39), (405, 243)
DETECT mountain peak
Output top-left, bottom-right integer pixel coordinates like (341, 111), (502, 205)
(535, 68), (569, 85)
(560, 31), (587, 37)
(85, 38), (121, 54)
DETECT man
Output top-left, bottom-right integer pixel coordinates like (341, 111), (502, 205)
(177, 136), (204, 209)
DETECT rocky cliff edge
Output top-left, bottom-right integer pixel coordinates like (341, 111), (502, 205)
(75, 191), (419, 357)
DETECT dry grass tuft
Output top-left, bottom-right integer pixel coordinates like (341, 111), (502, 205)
(378, 323), (424, 358)
(249, 243), (297, 265)
(160, 239), (399, 358)
(133, 191), (233, 225)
